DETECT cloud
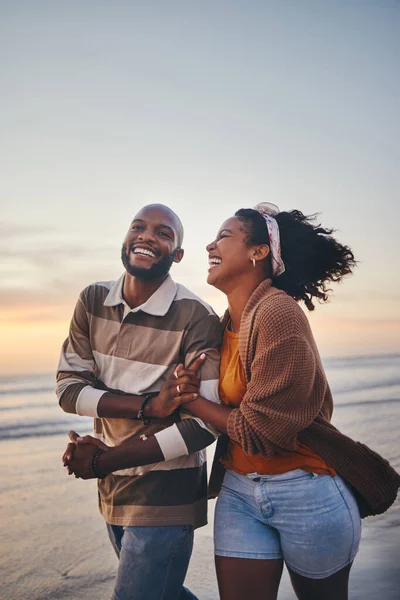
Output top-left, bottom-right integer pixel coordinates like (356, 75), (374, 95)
(0, 242), (116, 266)
(0, 221), (118, 273)
(0, 224), (121, 300)
(0, 223), (54, 238)
(0, 269), (121, 320)
(328, 290), (400, 304)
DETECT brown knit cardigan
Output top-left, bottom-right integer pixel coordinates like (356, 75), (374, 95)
(208, 279), (400, 518)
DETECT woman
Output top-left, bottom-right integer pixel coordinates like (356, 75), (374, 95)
(170, 203), (399, 600)
(66, 204), (400, 600)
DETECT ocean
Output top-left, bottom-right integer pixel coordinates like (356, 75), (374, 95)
(0, 353), (399, 600)
(1, 352), (399, 522)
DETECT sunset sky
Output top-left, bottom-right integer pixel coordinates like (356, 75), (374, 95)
(1, 1), (399, 375)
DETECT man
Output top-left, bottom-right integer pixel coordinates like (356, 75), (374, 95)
(57, 204), (221, 600)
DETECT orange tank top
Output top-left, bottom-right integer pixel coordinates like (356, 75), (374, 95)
(219, 327), (336, 476)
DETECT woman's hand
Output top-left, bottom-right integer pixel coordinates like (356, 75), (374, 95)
(149, 372), (200, 418)
(173, 354), (232, 432)
(147, 354), (207, 418)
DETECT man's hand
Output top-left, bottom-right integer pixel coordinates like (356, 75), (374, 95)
(147, 356), (205, 419)
(63, 430), (110, 479)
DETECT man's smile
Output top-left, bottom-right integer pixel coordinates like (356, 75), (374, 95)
(130, 245), (158, 259)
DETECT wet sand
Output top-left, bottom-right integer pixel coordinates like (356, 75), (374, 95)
(0, 434), (399, 600)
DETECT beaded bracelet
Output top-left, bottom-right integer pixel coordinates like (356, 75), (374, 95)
(137, 392), (157, 426)
(91, 448), (107, 479)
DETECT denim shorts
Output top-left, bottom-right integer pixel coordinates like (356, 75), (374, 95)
(214, 468), (361, 579)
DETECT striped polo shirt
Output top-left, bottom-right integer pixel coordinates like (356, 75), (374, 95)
(57, 274), (222, 528)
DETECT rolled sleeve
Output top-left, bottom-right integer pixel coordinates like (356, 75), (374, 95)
(76, 386), (107, 418)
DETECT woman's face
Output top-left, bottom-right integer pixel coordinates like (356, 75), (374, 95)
(206, 216), (256, 292)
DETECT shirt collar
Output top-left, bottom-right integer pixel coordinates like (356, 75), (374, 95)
(103, 273), (178, 316)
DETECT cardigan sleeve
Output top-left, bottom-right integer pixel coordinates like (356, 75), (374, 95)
(227, 298), (325, 456)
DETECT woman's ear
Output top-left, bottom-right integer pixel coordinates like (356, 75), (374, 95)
(253, 244), (270, 262)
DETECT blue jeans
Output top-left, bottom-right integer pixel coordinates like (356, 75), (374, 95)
(215, 469), (361, 579)
(107, 523), (198, 600)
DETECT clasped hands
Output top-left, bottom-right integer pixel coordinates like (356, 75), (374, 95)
(142, 353), (205, 419)
(62, 355), (204, 479)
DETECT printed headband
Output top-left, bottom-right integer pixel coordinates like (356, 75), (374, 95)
(253, 202), (286, 277)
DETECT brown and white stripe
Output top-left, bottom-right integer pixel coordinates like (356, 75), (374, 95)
(57, 274), (222, 528)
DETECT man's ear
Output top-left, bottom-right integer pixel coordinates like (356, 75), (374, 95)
(173, 248), (184, 263)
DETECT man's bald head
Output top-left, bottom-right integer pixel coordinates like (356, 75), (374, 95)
(122, 204), (184, 282)
(133, 204), (184, 248)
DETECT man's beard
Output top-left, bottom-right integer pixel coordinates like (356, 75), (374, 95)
(121, 245), (177, 281)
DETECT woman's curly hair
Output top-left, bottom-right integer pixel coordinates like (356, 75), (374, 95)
(235, 208), (357, 311)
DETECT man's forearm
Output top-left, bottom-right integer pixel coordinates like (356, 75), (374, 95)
(184, 397), (232, 433)
(97, 436), (164, 474)
(97, 392), (144, 418)
(97, 377), (196, 420)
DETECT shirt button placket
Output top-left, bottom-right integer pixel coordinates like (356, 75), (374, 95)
(115, 315), (131, 359)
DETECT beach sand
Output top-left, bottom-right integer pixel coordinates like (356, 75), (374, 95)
(1, 434), (399, 600)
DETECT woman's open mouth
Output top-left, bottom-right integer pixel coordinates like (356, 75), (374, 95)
(208, 257), (222, 270)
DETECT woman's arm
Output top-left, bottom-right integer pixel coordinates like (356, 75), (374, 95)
(180, 397), (233, 433)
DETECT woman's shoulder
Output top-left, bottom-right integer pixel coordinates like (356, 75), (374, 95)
(252, 286), (310, 336)
(255, 285), (302, 314)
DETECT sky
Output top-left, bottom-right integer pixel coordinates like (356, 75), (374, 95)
(0, 1), (399, 375)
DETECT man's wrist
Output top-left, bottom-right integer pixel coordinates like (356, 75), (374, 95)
(96, 448), (114, 477)
(91, 448), (107, 479)
(143, 393), (159, 418)
(137, 392), (157, 424)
